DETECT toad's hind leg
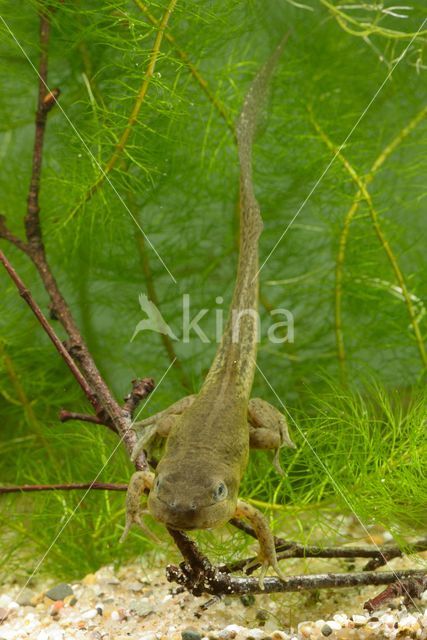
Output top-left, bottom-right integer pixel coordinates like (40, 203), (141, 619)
(235, 499), (285, 590)
(248, 397), (295, 475)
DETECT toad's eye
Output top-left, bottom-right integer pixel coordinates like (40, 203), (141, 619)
(213, 482), (228, 502)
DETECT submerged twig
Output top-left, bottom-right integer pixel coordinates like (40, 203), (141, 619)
(0, 9), (153, 470)
(224, 533), (427, 574)
(364, 575), (427, 612)
(0, 483), (127, 494)
(0, 249), (99, 411)
(166, 564), (426, 597)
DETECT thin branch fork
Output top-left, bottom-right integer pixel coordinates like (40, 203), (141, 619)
(364, 575), (427, 612)
(0, 8), (151, 469)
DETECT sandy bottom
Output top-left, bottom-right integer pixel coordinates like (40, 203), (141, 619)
(0, 549), (426, 640)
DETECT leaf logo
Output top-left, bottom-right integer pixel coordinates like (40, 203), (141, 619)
(131, 294), (178, 342)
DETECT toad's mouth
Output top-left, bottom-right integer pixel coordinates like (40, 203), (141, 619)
(148, 495), (229, 530)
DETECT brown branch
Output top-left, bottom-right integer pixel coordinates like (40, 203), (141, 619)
(0, 249), (99, 410)
(224, 530), (427, 574)
(0, 9), (151, 468)
(0, 216), (28, 252)
(59, 410), (108, 425)
(364, 575), (427, 612)
(0, 483), (128, 494)
(24, 9), (58, 250)
(166, 563), (426, 597)
(58, 409), (118, 434)
(167, 527), (212, 573)
(123, 377), (156, 417)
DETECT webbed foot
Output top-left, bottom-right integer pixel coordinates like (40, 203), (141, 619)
(235, 499), (284, 589)
(120, 470), (158, 543)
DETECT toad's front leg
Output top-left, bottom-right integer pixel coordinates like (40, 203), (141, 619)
(120, 470), (156, 543)
(235, 499), (285, 589)
(131, 394), (196, 462)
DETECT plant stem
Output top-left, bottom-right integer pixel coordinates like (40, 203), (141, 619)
(134, 0), (235, 136)
(67, 0), (179, 223)
(310, 107), (427, 377)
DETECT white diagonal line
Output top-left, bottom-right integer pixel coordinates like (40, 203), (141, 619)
(255, 362), (422, 612)
(0, 15), (177, 284)
(16, 358), (176, 600)
(255, 15), (427, 280)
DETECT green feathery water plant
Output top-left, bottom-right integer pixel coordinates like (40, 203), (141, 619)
(0, 0), (426, 581)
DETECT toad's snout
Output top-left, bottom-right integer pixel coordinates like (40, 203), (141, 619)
(147, 493), (201, 529)
(161, 497), (198, 514)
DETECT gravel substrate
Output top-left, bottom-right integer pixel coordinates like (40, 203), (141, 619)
(0, 555), (426, 640)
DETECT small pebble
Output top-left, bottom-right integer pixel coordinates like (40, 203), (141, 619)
(16, 588), (36, 607)
(399, 614), (418, 627)
(245, 629), (266, 639)
(129, 599), (154, 617)
(49, 600), (64, 616)
(298, 622), (314, 638)
(325, 620), (341, 630)
(45, 583), (73, 602)
(256, 609), (269, 622)
(182, 629), (202, 640)
(321, 624), (333, 636)
(0, 595), (12, 608)
(240, 594), (256, 607)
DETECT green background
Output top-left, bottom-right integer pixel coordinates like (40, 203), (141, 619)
(0, 0), (426, 580)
